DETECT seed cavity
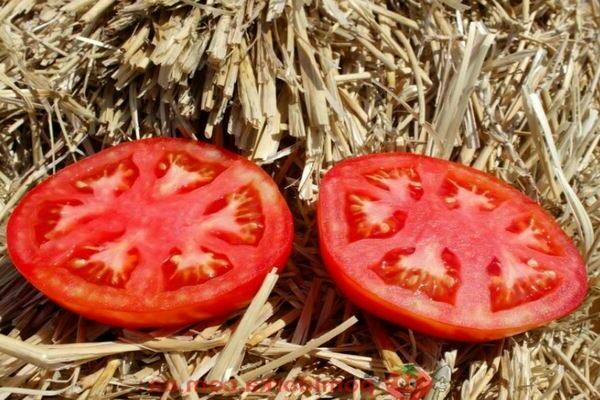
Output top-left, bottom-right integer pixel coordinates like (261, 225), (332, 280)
(203, 185), (265, 246)
(439, 172), (505, 211)
(66, 237), (139, 287)
(74, 159), (138, 199)
(372, 245), (460, 304)
(506, 214), (562, 256)
(488, 255), (560, 312)
(346, 192), (406, 242)
(36, 199), (91, 244)
(155, 152), (225, 196)
(37, 160), (139, 245)
(365, 167), (424, 201)
(163, 247), (232, 290)
(345, 167), (422, 242)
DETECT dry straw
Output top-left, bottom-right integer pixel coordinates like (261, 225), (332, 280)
(0, 0), (599, 398)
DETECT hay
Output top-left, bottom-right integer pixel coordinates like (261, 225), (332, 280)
(0, 0), (599, 398)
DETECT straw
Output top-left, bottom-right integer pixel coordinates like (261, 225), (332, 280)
(0, 0), (599, 398)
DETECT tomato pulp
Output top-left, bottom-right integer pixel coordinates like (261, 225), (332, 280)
(7, 138), (293, 328)
(318, 153), (587, 341)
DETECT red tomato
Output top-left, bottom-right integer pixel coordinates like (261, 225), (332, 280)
(318, 153), (587, 341)
(7, 138), (293, 328)
(386, 366), (432, 400)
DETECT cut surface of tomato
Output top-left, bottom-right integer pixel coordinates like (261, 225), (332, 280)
(318, 153), (587, 341)
(7, 138), (293, 328)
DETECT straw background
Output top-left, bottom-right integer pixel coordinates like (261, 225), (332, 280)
(0, 0), (599, 398)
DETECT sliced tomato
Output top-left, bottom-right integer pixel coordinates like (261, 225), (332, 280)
(7, 138), (293, 328)
(318, 153), (587, 341)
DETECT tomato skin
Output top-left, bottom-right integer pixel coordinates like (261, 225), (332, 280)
(7, 138), (293, 328)
(319, 247), (519, 341)
(318, 152), (588, 341)
(47, 264), (284, 328)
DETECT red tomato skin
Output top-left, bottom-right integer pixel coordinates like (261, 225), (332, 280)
(47, 258), (290, 328)
(7, 138), (294, 328)
(319, 245), (519, 341)
(318, 152), (588, 342)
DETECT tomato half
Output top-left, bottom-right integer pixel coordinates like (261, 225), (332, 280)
(7, 138), (293, 328)
(318, 153), (587, 341)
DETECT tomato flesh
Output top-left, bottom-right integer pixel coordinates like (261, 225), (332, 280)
(7, 138), (293, 328)
(318, 153), (587, 341)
